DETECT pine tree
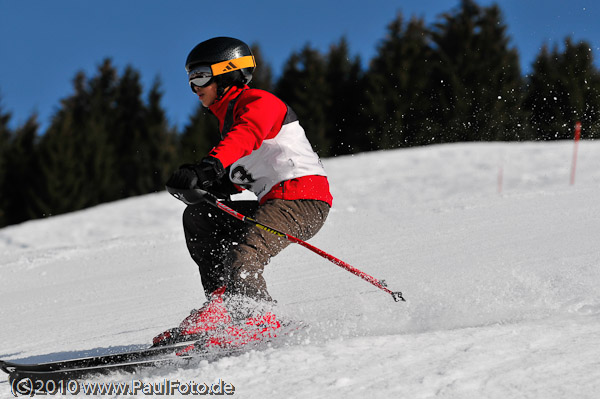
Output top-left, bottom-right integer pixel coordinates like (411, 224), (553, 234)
(111, 65), (148, 197)
(429, 0), (524, 142)
(110, 67), (177, 196)
(35, 68), (117, 216)
(1, 116), (40, 224)
(523, 38), (600, 140)
(34, 59), (178, 219)
(325, 37), (366, 155)
(365, 13), (434, 149)
(178, 105), (220, 164)
(275, 45), (331, 156)
(144, 79), (179, 190)
(249, 43), (274, 92)
(0, 102), (13, 226)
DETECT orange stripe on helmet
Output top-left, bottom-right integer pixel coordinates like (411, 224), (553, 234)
(211, 55), (256, 76)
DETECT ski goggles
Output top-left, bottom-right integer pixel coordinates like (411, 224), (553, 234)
(188, 66), (214, 91)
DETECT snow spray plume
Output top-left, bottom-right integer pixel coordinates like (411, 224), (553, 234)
(167, 187), (405, 302)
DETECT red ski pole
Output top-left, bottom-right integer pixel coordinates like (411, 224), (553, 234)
(168, 187), (405, 302)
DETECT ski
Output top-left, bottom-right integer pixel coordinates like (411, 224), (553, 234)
(1, 319), (308, 392)
(1, 344), (239, 394)
(0, 339), (198, 374)
(2, 354), (187, 388)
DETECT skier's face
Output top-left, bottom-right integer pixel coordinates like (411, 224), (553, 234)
(193, 82), (218, 107)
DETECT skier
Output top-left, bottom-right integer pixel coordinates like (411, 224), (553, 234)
(154, 37), (333, 349)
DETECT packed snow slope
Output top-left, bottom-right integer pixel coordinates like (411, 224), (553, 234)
(1, 141), (600, 398)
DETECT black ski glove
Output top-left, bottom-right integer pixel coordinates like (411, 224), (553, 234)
(166, 157), (226, 190)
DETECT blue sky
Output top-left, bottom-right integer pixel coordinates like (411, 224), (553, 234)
(1, 0), (599, 132)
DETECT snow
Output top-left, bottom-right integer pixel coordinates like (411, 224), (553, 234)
(1, 141), (600, 398)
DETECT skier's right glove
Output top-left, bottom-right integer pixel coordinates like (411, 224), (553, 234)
(166, 157), (226, 190)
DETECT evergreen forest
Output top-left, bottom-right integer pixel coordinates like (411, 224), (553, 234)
(1, 0), (599, 227)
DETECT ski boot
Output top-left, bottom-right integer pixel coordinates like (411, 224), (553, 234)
(204, 311), (283, 348)
(177, 295), (285, 355)
(152, 286), (231, 347)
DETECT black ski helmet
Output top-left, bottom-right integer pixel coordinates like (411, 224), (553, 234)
(186, 37), (255, 93)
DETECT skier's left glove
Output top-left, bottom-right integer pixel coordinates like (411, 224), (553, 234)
(166, 156), (226, 190)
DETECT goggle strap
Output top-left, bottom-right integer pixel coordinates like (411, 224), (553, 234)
(211, 55), (256, 76)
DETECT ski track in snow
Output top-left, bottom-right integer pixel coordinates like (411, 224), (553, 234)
(1, 141), (600, 398)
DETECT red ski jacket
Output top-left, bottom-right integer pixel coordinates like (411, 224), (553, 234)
(207, 85), (333, 206)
